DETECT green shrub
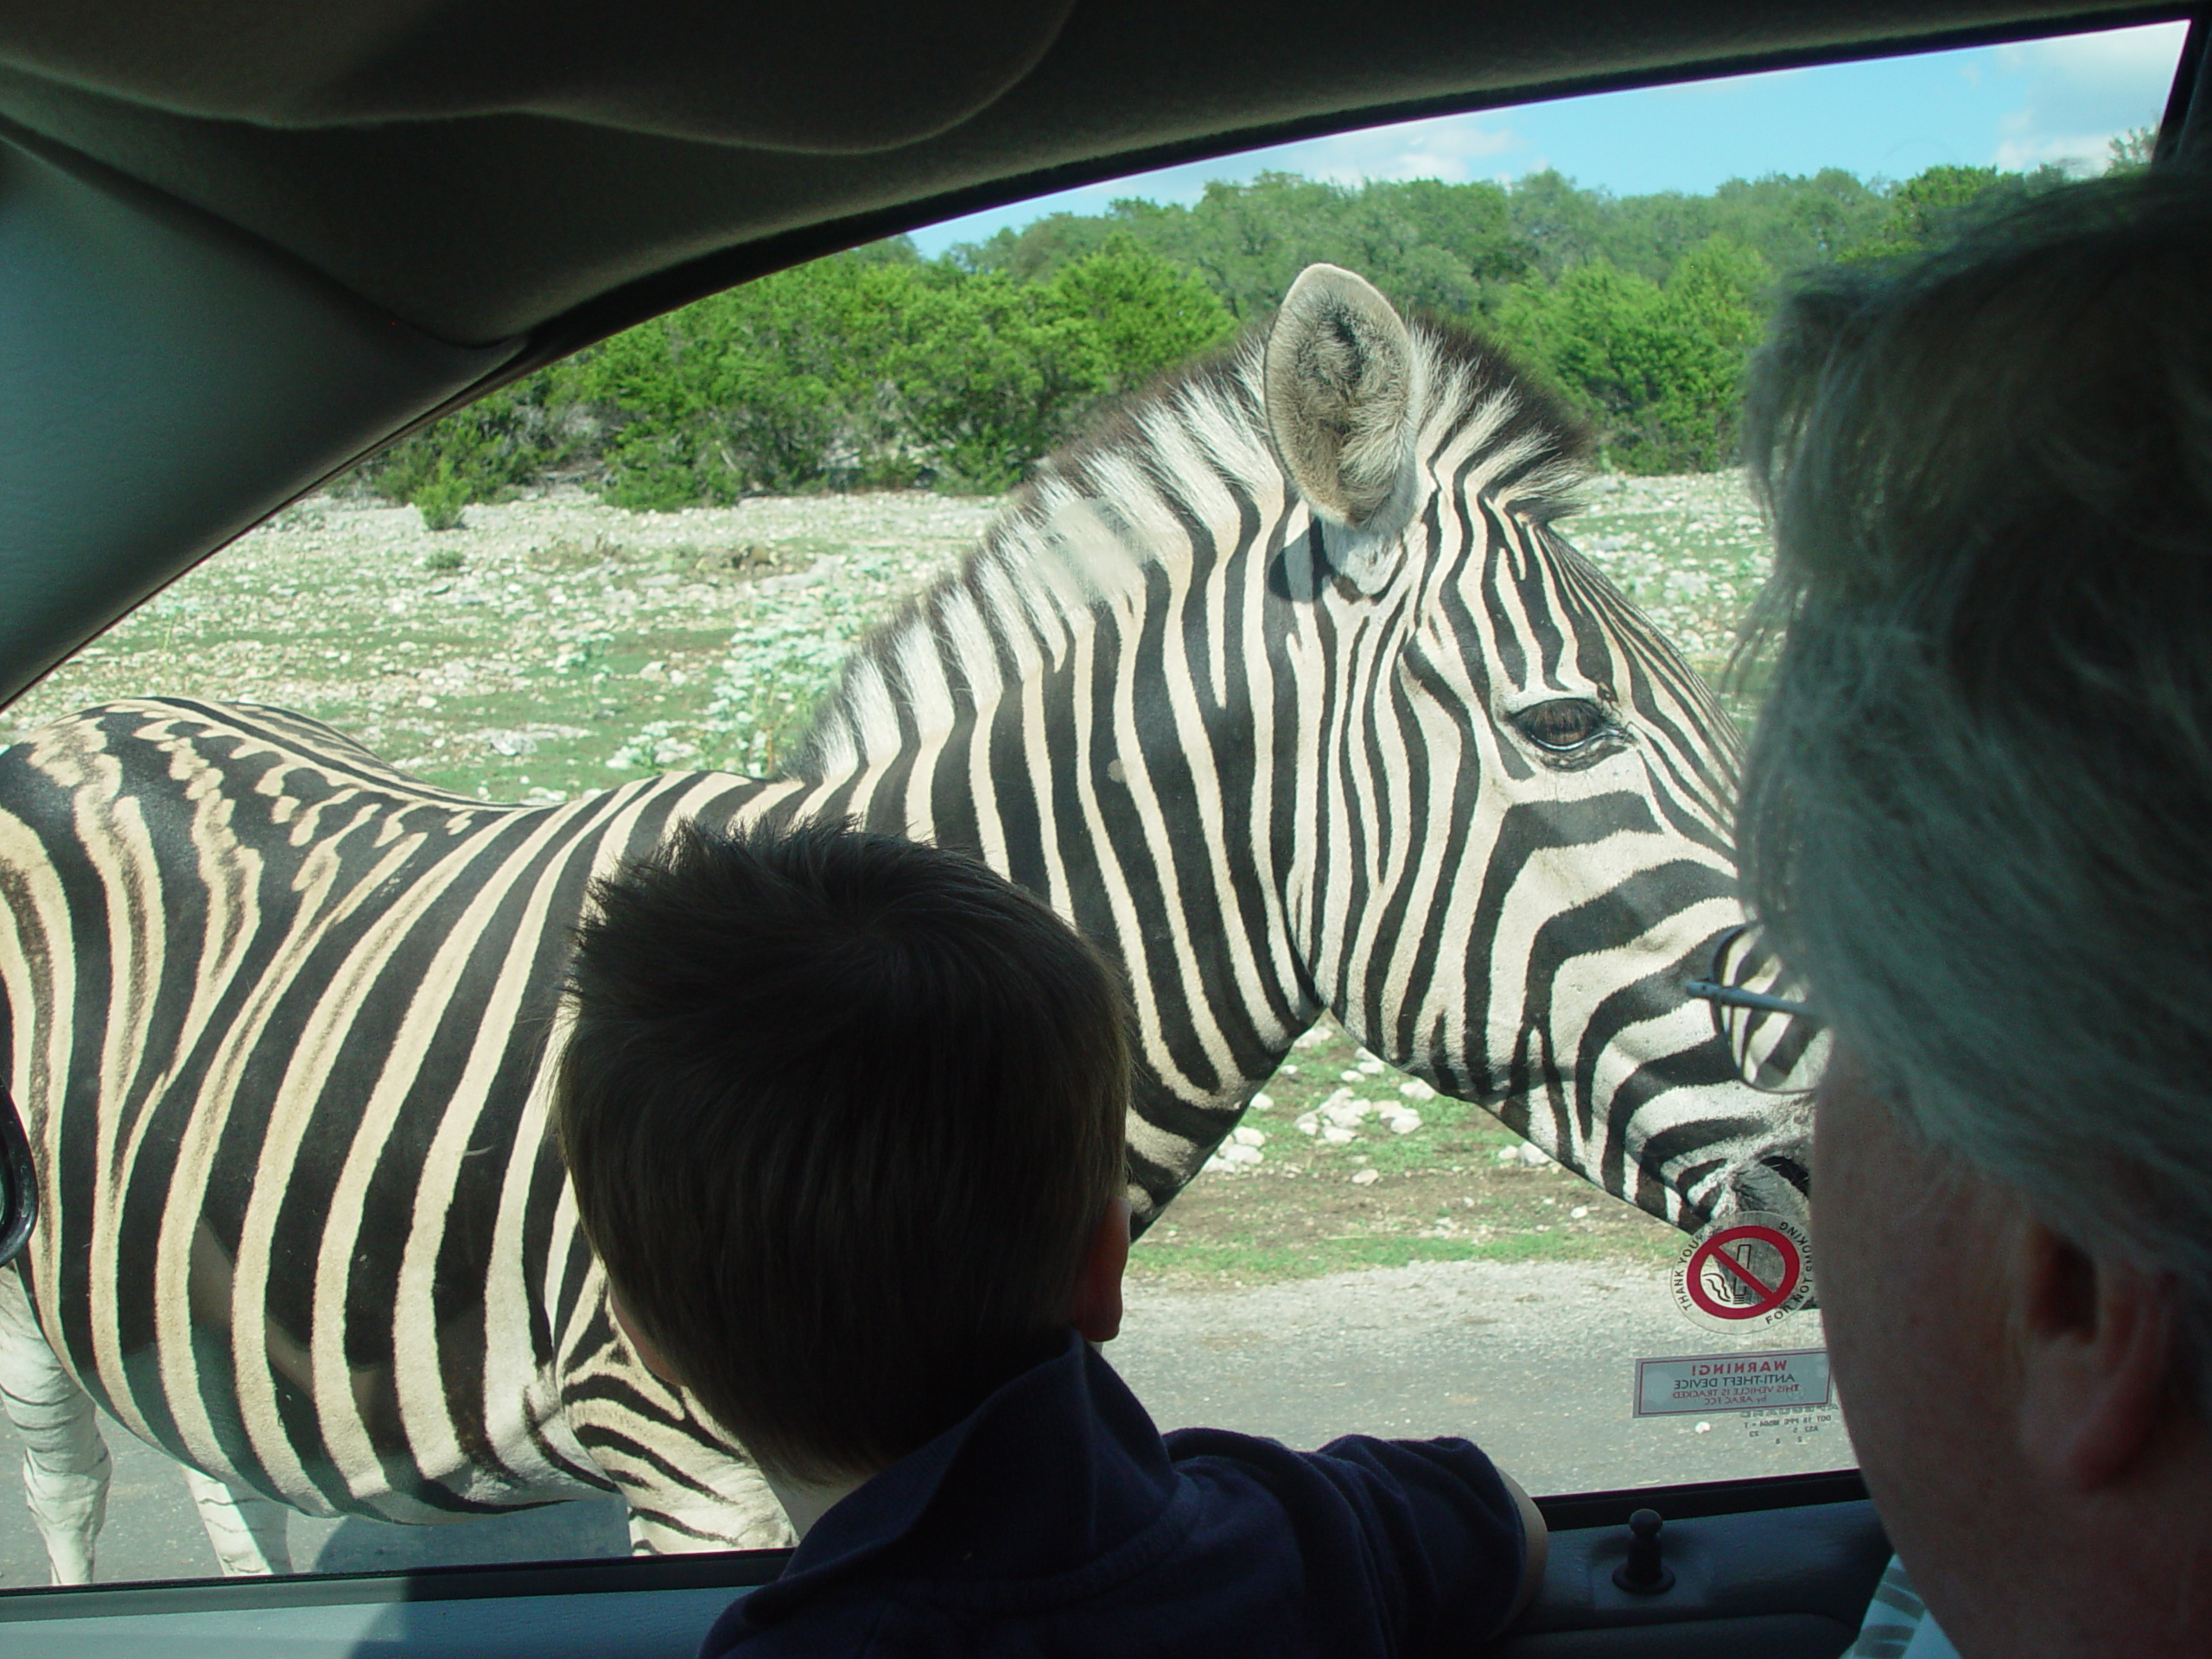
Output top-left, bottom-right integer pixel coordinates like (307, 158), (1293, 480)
(364, 372), (591, 518)
(414, 463), (474, 531)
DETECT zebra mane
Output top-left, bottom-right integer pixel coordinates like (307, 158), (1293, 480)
(783, 314), (1590, 783)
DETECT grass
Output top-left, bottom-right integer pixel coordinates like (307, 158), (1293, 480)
(6, 476), (1772, 1285)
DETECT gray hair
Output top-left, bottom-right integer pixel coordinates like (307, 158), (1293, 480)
(1737, 171), (2212, 1407)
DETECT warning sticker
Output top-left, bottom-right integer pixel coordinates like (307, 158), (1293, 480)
(1634, 1347), (1832, 1417)
(1670, 1209), (1815, 1331)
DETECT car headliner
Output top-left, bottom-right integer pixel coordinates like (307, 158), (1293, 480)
(0, 2), (2183, 347)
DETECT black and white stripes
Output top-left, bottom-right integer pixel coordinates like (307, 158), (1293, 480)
(0, 264), (1803, 1582)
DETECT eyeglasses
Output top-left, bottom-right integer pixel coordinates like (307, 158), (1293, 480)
(1687, 924), (1830, 1094)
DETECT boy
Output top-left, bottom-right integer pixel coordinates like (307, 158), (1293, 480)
(556, 818), (1545, 1656)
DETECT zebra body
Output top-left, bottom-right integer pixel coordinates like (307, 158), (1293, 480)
(0, 266), (1803, 1581)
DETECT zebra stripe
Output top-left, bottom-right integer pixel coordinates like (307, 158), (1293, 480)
(0, 264), (1805, 1582)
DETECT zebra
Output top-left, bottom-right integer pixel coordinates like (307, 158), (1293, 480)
(0, 264), (1807, 1584)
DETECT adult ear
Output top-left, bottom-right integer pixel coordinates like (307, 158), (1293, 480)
(1069, 1196), (1131, 1344)
(1263, 264), (1419, 591)
(2012, 1218), (2180, 1491)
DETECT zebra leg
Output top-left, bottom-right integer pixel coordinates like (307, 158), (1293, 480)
(0, 1267), (111, 1584)
(181, 1465), (293, 1577)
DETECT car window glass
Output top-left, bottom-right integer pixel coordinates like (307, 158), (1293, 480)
(0, 17), (2184, 1588)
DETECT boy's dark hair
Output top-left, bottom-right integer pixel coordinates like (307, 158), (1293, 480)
(555, 818), (1130, 1483)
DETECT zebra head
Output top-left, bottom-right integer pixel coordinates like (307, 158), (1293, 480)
(1255, 264), (1807, 1234)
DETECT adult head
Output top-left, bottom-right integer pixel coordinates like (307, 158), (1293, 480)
(1737, 170), (2212, 1657)
(555, 818), (1131, 1487)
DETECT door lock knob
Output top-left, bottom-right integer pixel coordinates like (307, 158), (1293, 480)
(1611, 1507), (1675, 1594)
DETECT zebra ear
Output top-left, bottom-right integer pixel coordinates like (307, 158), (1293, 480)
(1264, 264), (1420, 591)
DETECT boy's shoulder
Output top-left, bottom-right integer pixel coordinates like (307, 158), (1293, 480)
(706, 1335), (1529, 1659)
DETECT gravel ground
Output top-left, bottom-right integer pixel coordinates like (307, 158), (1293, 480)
(3, 487), (1003, 796)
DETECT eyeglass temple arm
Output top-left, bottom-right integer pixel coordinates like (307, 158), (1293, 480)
(1686, 979), (1818, 1020)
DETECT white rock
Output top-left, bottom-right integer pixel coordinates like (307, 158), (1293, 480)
(638, 659), (668, 681)
(1385, 1111), (1421, 1135)
(1357, 1058), (1386, 1077)
(1518, 1143), (1553, 1167)
(1230, 1126), (1267, 1148)
(1351, 1168), (1381, 1186)
(1294, 1113), (1319, 1136)
(1571, 1205), (1590, 1219)
(1279, 1064), (1300, 1077)
(1398, 1079), (1436, 1102)
(1338, 1070), (1364, 1084)
(1219, 1142), (1262, 1166)
(1247, 1092), (1274, 1114)
(1322, 1102), (1367, 1129)
(1495, 1146), (1518, 1162)
(1202, 1155), (1233, 1174)
(1322, 1126), (1357, 1144)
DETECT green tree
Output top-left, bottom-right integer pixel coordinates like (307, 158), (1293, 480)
(1640, 237), (1771, 470)
(1496, 236), (1769, 473)
(1046, 237), (1241, 385)
(1505, 171), (1611, 281)
(2107, 125), (2157, 174)
(574, 251), (925, 506)
(958, 173), (1530, 326)
(950, 212), (1118, 283)
(889, 241), (1236, 490)
(1843, 163), (2031, 262)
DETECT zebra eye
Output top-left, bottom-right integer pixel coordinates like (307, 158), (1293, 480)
(1516, 698), (1609, 752)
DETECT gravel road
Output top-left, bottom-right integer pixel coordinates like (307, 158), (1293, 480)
(0, 1257), (1841, 1588)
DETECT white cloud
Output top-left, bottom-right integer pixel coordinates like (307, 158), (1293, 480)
(1297, 113), (1522, 186)
(1990, 20), (2184, 172)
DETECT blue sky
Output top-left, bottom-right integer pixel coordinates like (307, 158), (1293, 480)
(909, 19), (2188, 256)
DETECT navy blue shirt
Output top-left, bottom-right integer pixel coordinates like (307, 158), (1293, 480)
(700, 1332), (1528, 1657)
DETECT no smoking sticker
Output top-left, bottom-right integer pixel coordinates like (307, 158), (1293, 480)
(1671, 1210), (1815, 1331)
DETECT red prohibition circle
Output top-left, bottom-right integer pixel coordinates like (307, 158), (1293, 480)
(1684, 1224), (1802, 1319)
